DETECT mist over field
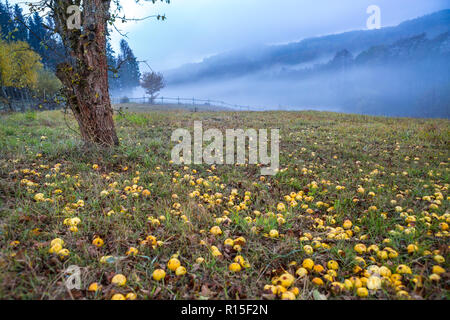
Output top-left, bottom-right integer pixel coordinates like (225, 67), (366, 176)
(158, 10), (450, 118)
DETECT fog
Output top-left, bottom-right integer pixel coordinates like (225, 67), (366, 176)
(112, 8), (450, 118)
(151, 10), (450, 118)
(153, 62), (448, 118)
(158, 73), (344, 112)
(125, 53), (450, 118)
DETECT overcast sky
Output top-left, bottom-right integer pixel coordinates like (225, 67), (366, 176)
(109, 0), (449, 72)
(11, 0), (449, 71)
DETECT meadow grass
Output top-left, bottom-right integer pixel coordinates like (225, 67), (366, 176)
(0, 109), (448, 300)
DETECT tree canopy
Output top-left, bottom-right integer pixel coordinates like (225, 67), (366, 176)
(0, 37), (43, 89)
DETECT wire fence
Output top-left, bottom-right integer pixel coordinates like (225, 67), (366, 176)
(0, 98), (60, 112)
(0, 95), (257, 113)
(111, 96), (253, 111)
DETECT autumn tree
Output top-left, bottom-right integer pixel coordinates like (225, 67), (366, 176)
(28, 0), (169, 146)
(0, 37), (43, 110)
(141, 71), (165, 104)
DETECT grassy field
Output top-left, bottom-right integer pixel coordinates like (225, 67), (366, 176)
(0, 109), (448, 300)
(114, 102), (236, 113)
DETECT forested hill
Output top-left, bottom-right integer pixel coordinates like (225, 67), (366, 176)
(166, 10), (450, 84)
(164, 10), (450, 118)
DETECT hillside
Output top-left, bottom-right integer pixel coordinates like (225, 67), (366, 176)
(166, 10), (450, 84)
(161, 10), (450, 118)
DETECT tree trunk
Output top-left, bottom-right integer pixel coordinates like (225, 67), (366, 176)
(54, 0), (118, 146)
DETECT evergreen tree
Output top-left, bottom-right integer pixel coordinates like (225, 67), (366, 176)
(12, 4), (27, 41)
(117, 39), (141, 93)
(27, 12), (47, 58)
(107, 41), (119, 92)
(0, 0), (13, 39)
(40, 16), (65, 71)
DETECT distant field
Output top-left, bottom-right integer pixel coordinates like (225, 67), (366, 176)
(0, 109), (448, 300)
(114, 102), (236, 113)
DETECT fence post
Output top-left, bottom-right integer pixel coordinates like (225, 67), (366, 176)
(162, 96), (164, 105)
(178, 96), (180, 105)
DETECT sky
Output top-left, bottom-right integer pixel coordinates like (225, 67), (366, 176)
(10, 0), (449, 71)
(108, 0), (450, 72)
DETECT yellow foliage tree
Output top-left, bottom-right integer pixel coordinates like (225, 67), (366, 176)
(0, 36), (43, 109)
(0, 38), (43, 89)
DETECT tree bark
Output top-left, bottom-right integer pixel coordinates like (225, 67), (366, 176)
(54, 0), (118, 146)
